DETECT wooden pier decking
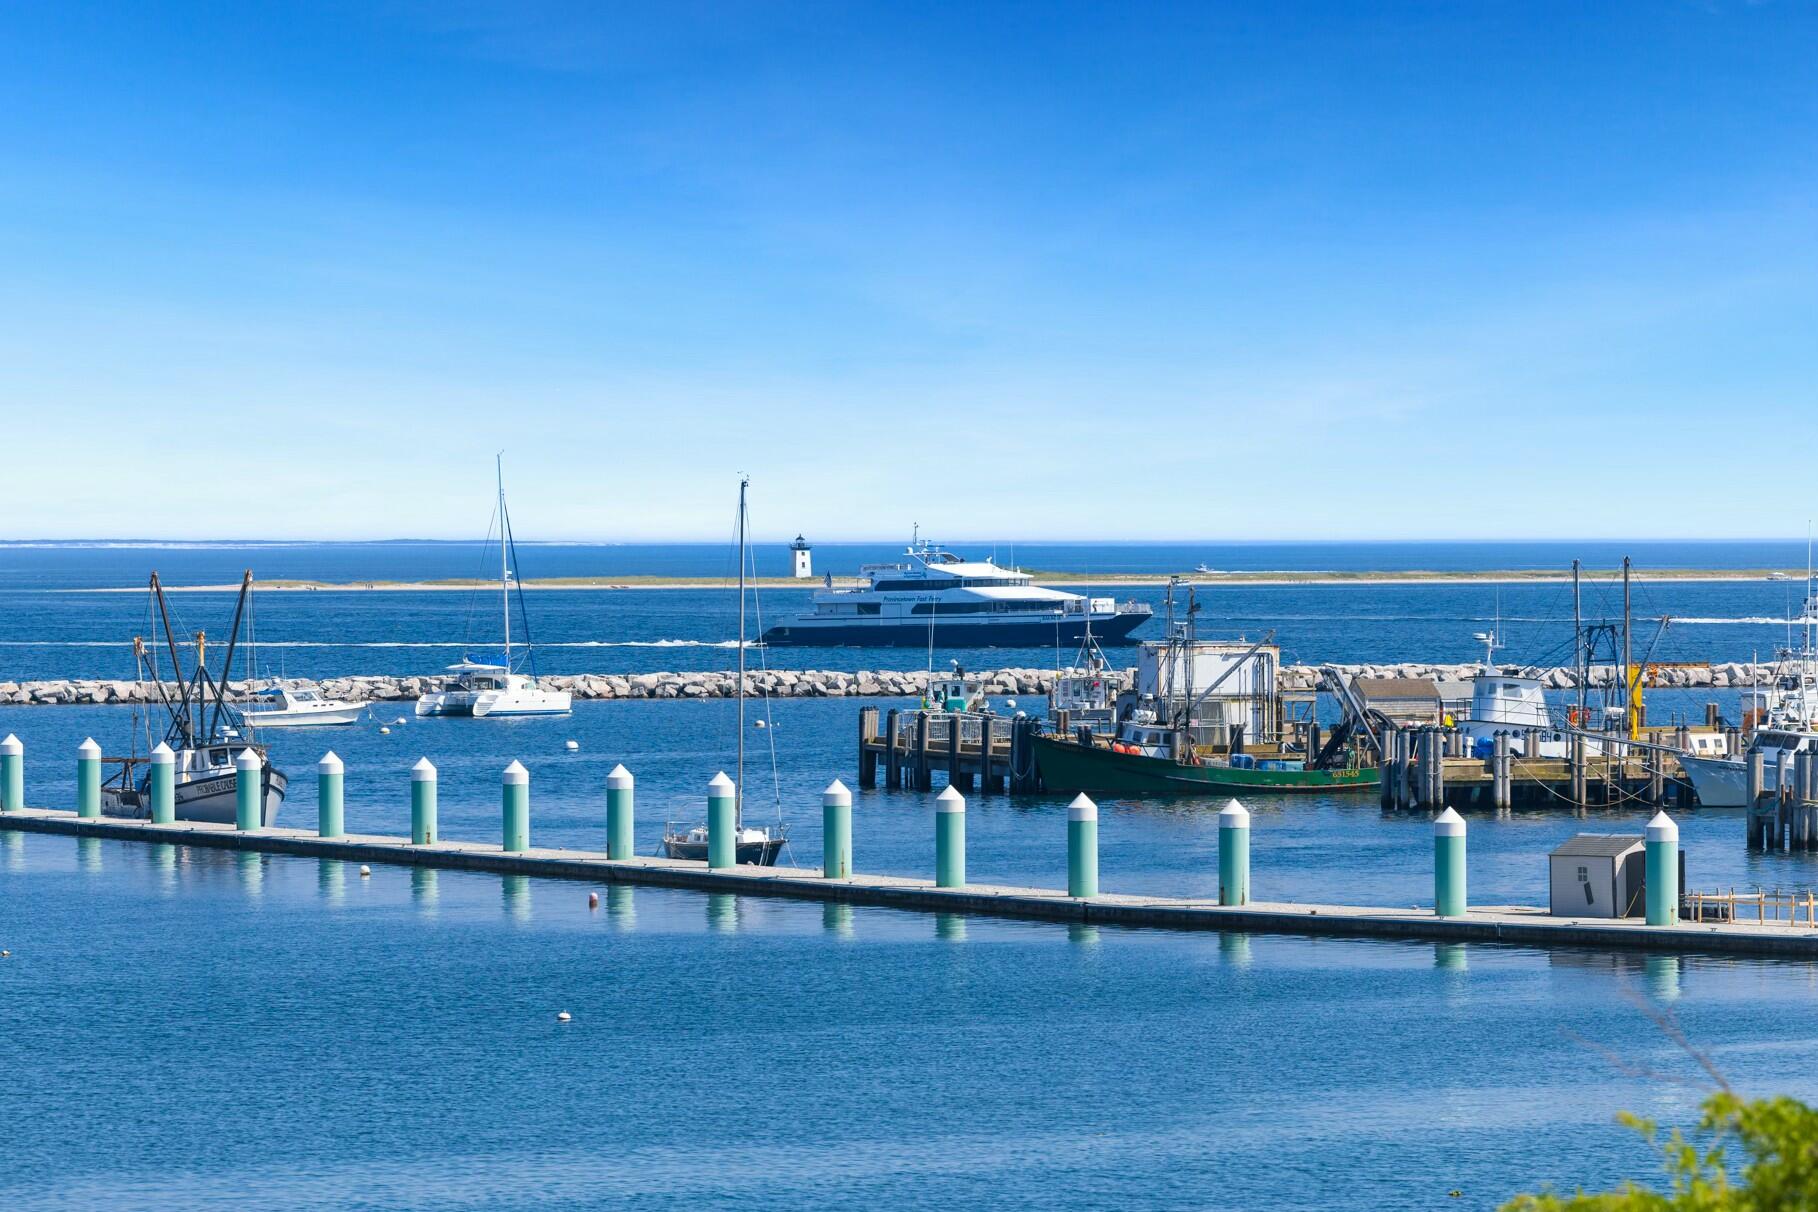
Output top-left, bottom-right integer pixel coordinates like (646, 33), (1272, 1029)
(8, 806), (1818, 958)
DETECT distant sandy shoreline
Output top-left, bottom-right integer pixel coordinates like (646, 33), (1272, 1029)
(60, 569), (1805, 593)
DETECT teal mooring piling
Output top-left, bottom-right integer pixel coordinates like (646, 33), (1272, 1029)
(607, 764), (634, 860)
(411, 757), (438, 845)
(1068, 793), (1098, 898)
(1646, 811), (1679, 927)
(936, 785), (966, 888)
(235, 748), (262, 831)
(150, 742), (175, 824)
(502, 761), (529, 852)
(823, 779), (852, 879)
(707, 772), (736, 869)
(76, 738), (101, 819)
(318, 751), (344, 838)
(1219, 799), (1250, 907)
(1434, 807), (1466, 917)
(0, 733), (21, 812)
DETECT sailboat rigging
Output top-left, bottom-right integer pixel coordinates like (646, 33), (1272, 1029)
(662, 477), (788, 864)
(415, 457), (572, 718)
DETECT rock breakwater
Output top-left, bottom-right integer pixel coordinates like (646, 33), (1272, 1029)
(0, 662), (1766, 707)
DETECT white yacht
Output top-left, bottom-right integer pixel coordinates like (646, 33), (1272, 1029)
(1682, 725), (1816, 808)
(761, 539), (1151, 647)
(240, 682), (366, 728)
(415, 459), (572, 719)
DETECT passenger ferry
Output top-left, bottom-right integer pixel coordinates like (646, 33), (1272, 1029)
(760, 541), (1152, 647)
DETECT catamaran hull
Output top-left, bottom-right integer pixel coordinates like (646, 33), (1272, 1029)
(761, 612), (1150, 648)
(1678, 754), (1750, 808)
(1032, 733), (1378, 796)
(102, 768), (289, 827)
(417, 692), (573, 718)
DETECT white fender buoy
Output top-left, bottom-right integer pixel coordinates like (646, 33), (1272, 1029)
(556, 1010), (572, 1023)
(753, 719), (766, 729)
(565, 740), (579, 751)
(379, 726), (391, 735)
(359, 865), (371, 877)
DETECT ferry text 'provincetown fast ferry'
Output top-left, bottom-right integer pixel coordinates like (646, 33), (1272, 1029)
(760, 542), (1152, 647)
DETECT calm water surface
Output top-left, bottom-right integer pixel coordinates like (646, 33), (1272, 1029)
(6, 597), (1818, 1208)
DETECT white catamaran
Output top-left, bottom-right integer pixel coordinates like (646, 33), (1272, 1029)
(416, 459), (572, 719)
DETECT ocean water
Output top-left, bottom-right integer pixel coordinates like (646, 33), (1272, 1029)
(0, 539), (1814, 682)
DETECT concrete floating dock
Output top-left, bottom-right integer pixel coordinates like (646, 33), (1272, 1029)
(7, 807), (1818, 958)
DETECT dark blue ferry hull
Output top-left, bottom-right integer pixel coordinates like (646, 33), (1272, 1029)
(760, 612), (1150, 648)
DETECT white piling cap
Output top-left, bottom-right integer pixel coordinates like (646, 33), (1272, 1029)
(607, 763), (633, 789)
(412, 756), (437, 781)
(318, 750), (342, 774)
(1433, 807), (1466, 837)
(236, 747), (262, 770)
(503, 759), (529, 785)
(1219, 799), (1250, 828)
(936, 785), (966, 813)
(77, 737), (101, 760)
(1646, 811), (1679, 843)
(0, 733), (19, 756)
(708, 771), (735, 796)
(1068, 793), (1097, 822)
(151, 741), (174, 765)
(823, 778), (850, 806)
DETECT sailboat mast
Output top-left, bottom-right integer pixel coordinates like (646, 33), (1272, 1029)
(737, 476), (748, 823)
(1572, 559), (1583, 723)
(498, 455), (511, 669)
(1621, 556), (1632, 725)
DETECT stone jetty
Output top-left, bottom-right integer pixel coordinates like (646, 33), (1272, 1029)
(0, 661), (1774, 707)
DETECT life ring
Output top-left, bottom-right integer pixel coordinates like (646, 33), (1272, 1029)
(1567, 708), (1583, 727)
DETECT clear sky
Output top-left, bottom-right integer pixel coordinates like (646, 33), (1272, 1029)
(0, 2), (1813, 541)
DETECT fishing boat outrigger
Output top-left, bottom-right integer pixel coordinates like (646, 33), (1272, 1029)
(100, 571), (288, 826)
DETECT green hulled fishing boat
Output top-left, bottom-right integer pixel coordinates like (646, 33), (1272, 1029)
(1031, 729), (1379, 796)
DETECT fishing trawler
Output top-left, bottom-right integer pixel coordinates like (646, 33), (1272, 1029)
(662, 477), (787, 865)
(100, 571), (288, 826)
(761, 537), (1150, 647)
(416, 459), (572, 718)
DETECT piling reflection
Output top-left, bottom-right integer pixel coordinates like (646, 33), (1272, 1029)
(76, 835), (102, 874)
(150, 843), (177, 894)
(822, 901), (854, 939)
(411, 867), (439, 915)
(501, 875), (532, 923)
(1067, 922), (1100, 947)
(236, 851), (263, 899)
(3, 830), (23, 872)
(318, 859), (346, 905)
(607, 884), (636, 930)
(1435, 943), (1469, 972)
(935, 913), (967, 942)
(1645, 954), (1681, 1003)
(707, 893), (739, 933)
(1218, 931), (1252, 966)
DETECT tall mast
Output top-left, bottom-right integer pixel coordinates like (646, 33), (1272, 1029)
(1572, 559), (1583, 722)
(1621, 556), (1632, 728)
(498, 454), (511, 669)
(737, 476), (748, 823)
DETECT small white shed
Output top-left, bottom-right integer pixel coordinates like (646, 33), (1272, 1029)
(1548, 834), (1646, 918)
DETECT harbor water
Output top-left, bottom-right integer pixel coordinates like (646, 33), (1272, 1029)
(7, 542), (1818, 1208)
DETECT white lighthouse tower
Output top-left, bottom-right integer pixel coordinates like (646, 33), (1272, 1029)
(790, 534), (812, 579)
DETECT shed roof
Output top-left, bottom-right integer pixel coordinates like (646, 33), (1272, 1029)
(1550, 834), (1644, 858)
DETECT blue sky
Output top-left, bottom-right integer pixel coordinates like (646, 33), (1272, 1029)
(0, 2), (1813, 541)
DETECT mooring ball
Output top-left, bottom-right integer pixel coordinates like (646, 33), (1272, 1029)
(556, 1011), (572, 1023)
(565, 740), (579, 751)
(359, 865), (371, 877)
(379, 726), (391, 735)
(588, 892), (599, 909)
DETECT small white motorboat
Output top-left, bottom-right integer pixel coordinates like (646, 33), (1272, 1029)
(241, 683), (367, 728)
